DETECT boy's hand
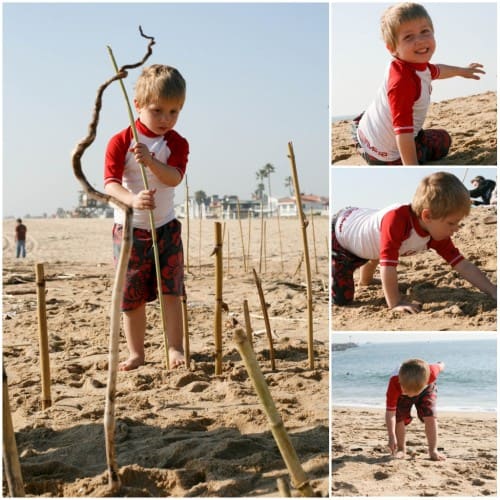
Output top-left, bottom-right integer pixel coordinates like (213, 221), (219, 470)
(130, 143), (154, 167)
(461, 63), (485, 80)
(388, 435), (397, 455)
(391, 300), (422, 314)
(132, 188), (156, 211)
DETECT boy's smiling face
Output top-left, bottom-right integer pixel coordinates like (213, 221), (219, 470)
(419, 209), (465, 241)
(390, 17), (436, 64)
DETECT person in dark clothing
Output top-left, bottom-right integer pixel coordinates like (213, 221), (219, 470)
(469, 176), (496, 206)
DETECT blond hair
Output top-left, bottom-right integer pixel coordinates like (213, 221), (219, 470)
(411, 171), (471, 219)
(381, 3), (434, 51)
(399, 359), (429, 395)
(134, 64), (186, 107)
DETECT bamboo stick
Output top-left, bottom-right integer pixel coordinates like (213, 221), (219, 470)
(263, 220), (267, 274)
(243, 299), (253, 344)
(310, 208), (319, 274)
(107, 44), (170, 371)
(287, 142), (314, 370)
(3, 369), (25, 497)
(237, 198), (247, 272)
(277, 477), (291, 497)
(252, 268), (275, 370)
(233, 329), (314, 497)
(213, 222), (223, 375)
(185, 175), (190, 273)
(277, 209), (284, 273)
(247, 213), (252, 270)
(259, 202), (264, 274)
(35, 263), (52, 410)
(199, 216), (203, 273)
(182, 292), (190, 366)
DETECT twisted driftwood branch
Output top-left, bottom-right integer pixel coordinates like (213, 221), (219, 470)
(71, 26), (155, 493)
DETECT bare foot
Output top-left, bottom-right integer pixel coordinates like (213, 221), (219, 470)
(169, 347), (185, 369)
(358, 278), (381, 287)
(394, 449), (406, 459)
(429, 450), (446, 461)
(119, 355), (144, 371)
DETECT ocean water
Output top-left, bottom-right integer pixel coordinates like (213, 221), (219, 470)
(331, 339), (497, 412)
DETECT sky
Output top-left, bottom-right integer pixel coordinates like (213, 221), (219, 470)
(331, 167), (498, 213)
(2, 3), (328, 218)
(331, 2), (497, 117)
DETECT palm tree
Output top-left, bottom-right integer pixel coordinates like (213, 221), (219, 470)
(259, 163), (275, 210)
(284, 176), (294, 196)
(194, 190), (207, 218)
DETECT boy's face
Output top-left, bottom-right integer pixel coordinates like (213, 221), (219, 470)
(420, 209), (464, 241)
(135, 96), (184, 136)
(389, 17), (436, 64)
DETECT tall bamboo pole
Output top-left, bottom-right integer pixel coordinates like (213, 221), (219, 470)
(233, 329), (314, 497)
(35, 263), (51, 409)
(182, 292), (190, 366)
(287, 142), (314, 370)
(3, 369), (25, 497)
(259, 202), (264, 273)
(243, 299), (253, 344)
(185, 175), (190, 273)
(213, 222), (223, 375)
(310, 208), (319, 274)
(237, 198), (247, 272)
(247, 213), (252, 269)
(107, 45), (170, 370)
(277, 209), (284, 273)
(252, 268), (275, 370)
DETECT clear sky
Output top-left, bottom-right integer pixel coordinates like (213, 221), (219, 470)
(331, 2), (497, 117)
(2, 3), (328, 218)
(331, 167), (498, 213)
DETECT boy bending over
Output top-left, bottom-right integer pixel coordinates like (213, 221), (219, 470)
(386, 359), (445, 461)
(332, 171), (497, 312)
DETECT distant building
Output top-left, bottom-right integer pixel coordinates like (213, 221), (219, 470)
(278, 194), (329, 217)
(74, 191), (113, 218)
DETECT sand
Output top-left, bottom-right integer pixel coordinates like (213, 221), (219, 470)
(332, 205), (497, 331)
(332, 91), (497, 165)
(332, 406), (497, 497)
(2, 216), (329, 497)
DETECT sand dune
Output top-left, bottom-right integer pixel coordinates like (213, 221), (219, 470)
(332, 91), (497, 165)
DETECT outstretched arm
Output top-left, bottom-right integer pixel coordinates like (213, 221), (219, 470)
(381, 266), (422, 313)
(385, 410), (397, 454)
(454, 259), (497, 299)
(437, 63), (485, 80)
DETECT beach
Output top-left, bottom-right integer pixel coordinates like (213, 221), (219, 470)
(332, 406), (497, 496)
(332, 205), (497, 331)
(2, 216), (329, 497)
(332, 91), (497, 165)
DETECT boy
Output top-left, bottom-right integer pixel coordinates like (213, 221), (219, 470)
(104, 64), (189, 371)
(332, 171), (497, 312)
(354, 3), (485, 165)
(386, 359), (445, 461)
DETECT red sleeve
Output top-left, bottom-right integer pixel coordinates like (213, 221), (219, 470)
(386, 375), (402, 411)
(104, 127), (133, 186)
(379, 206), (412, 267)
(387, 60), (420, 135)
(165, 130), (189, 179)
(429, 63), (440, 80)
(428, 238), (464, 267)
(428, 363), (442, 383)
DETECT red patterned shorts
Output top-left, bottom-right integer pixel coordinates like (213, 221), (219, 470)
(396, 382), (438, 425)
(113, 219), (184, 311)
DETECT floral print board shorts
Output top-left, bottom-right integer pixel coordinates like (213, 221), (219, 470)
(396, 382), (438, 426)
(113, 219), (184, 311)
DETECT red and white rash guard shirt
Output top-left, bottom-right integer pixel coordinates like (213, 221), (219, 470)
(386, 363), (442, 411)
(334, 204), (464, 267)
(357, 58), (440, 162)
(104, 119), (189, 229)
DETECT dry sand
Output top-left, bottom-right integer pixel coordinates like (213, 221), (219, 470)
(332, 91), (497, 165)
(2, 216), (329, 497)
(332, 205), (497, 331)
(332, 406), (497, 497)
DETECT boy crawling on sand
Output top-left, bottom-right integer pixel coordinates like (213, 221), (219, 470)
(386, 359), (445, 461)
(332, 171), (497, 312)
(353, 2), (485, 165)
(104, 65), (189, 370)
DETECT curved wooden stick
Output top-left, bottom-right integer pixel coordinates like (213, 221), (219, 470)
(71, 26), (154, 493)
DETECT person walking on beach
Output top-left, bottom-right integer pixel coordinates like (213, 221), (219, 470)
(332, 171), (497, 311)
(104, 64), (189, 371)
(15, 218), (27, 258)
(469, 175), (496, 206)
(386, 359), (446, 461)
(353, 2), (485, 165)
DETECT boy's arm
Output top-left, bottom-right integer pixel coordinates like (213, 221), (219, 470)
(395, 133), (419, 165)
(131, 143), (183, 187)
(385, 410), (397, 454)
(453, 259), (497, 299)
(380, 266), (422, 313)
(436, 63), (485, 80)
(105, 181), (156, 211)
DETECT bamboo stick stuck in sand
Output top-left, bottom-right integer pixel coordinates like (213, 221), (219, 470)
(3, 369), (25, 497)
(213, 222), (223, 375)
(233, 329), (314, 497)
(35, 263), (52, 410)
